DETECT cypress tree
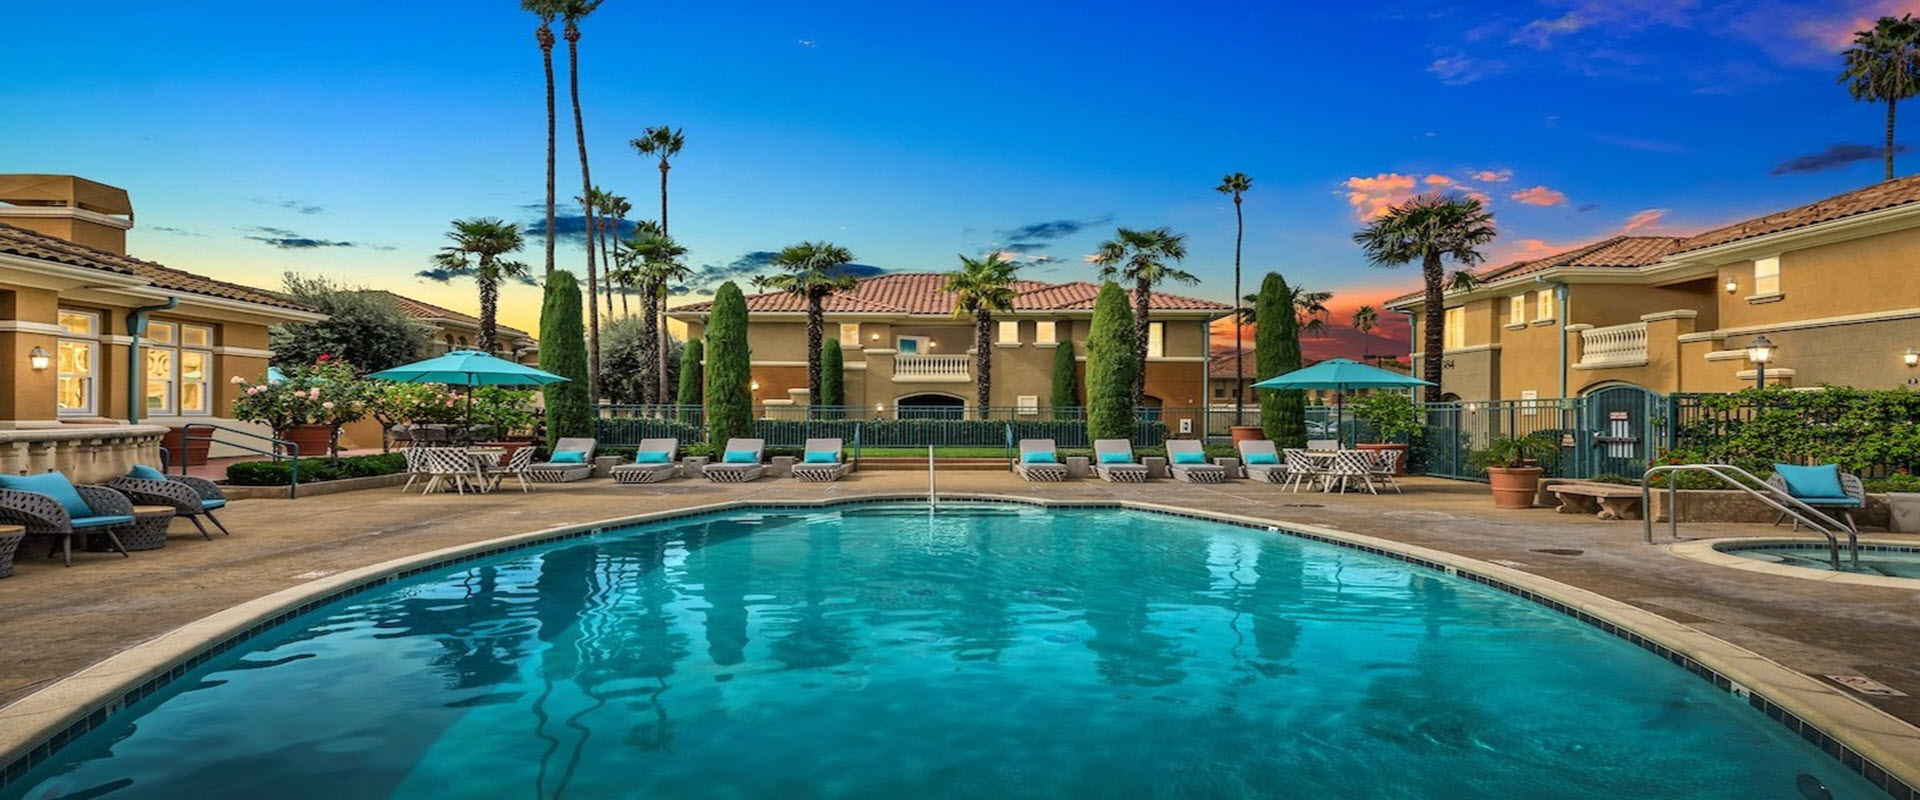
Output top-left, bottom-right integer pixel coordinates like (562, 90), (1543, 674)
(1256, 272), (1307, 447)
(538, 270), (592, 450)
(1050, 338), (1080, 410)
(820, 338), (844, 408)
(704, 281), (753, 447)
(1085, 281), (1137, 439)
(676, 338), (703, 405)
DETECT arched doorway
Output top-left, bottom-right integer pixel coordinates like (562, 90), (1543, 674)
(895, 393), (965, 420)
(1581, 382), (1660, 478)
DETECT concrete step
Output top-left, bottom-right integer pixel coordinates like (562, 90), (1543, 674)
(855, 458), (1009, 471)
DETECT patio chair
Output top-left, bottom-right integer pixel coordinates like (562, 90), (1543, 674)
(419, 447), (482, 494)
(1282, 449), (1322, 492)
(792, 438), (850, 482)
(0, 473), (134, 567)
(1368, 448), (1403, 494)
(1166, 440), (1225, 483)
(1237, 440), (1287, 484)
(704, 439), (766, 483)
(1323, 449), (1379, 495)
(400, 445), (431, 493)
(108, 464), (233, 540)
(1014, 439), (1068, 482)
(1092, 439), (1150, 483)
(486, 445), (540, 492)
(611, 438), (682, 485)
(1764, 464), (1864, 533)
(1307, 439), (1339, 452)
(527, 437), (596, 483)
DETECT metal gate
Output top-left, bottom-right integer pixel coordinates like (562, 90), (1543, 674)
(1582, 384), (1662, 478)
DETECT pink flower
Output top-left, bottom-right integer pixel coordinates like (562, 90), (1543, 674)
(229, 376), (246, 385)
(308, 388), (322, 400)
(321, 401), (335, 410)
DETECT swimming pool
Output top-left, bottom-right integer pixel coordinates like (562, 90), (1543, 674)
(2, 503), (1893, 799)
(1719, 540), (1920, 580)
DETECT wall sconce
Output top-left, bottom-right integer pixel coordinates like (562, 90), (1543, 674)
(870, 332), (880, 341)
(750, 380), (761, 391)
(1723, 277), (1739, 294)
(875, 402), (885, 412)
(28, 346), (50, 371)
(1905, 347), (1919, 368)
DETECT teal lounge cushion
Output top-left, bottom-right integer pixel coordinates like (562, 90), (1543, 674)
(1098, 452), (1133, 465)
(1775, 464), (1843, 498)
(1245, 452), (1279, 465)
(1794, 495), (1865, 507)
(202, 499), (227, 510)
(0, 472), (92, 519)
(804, 451), (838, 464)
(70, 514), (134, 529)
(1021, 452), (1056, 464)
(723, 450), (758, 464)
(128, 464), (168, 481)
(634, 451), (671, 464)
(1172, 451), (1206, 465)
(550, 450), (587, 464)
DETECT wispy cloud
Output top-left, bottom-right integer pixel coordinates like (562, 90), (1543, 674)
(1621, 208), (1667, 232)
(248, 197), (325, 215)
(1428, 50), (1506, 85)
(1470, 169), (1514, 183)
(413, 262), (538, 287)
(148, 225), (208, 238)
(668, 250), (891, 296)
(1510, 185), (1569, 206)
(1771, 142), (1908, 174)
(1593, 133), (1688, 154)
(985, 214), (1112, 267)
(1510, 0), (1699, 49)
(242, 226), (388, 250)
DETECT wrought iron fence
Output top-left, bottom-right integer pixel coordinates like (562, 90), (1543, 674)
(594, 404), (1174, 450)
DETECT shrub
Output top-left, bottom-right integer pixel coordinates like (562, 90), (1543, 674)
(599, 315), (651, 404)
(226, 453), (407, 485)
(1351, 392), (1421, 442)
(539, 271), (592, 450)
(470, 387), (538, 439)
(1673, 386), (1920, 474)
(1084, 282), (1136, 439)
(821, 338), (844, 407)
(1050, 339), (1079, 408)
(705, 282), (754, 447)
(1255, 272), (1305, 447)
(677, 338), (704, 405)
(268, 274), (429, 373)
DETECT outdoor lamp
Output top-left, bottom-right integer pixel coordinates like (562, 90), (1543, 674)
(750, 380), (761, 391)
(27, 346), (50, 371)
(1724, 277), (1739, 294)
(1746, 335), (1774, 365)
(875, 403), (885, 412)
(1905, 347), (1919, 368)
(870, 332), (880, 341)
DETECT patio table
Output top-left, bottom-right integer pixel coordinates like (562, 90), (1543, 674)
(464, 448), (506, 492)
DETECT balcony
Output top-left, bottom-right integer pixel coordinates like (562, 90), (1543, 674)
(1577, 322), (1648, 369)
(892, 354), (972, 382)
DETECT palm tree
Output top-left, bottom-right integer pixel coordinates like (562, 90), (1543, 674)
(945, 252), (1021, 410)
(1446, 269), (1481, 293)
(630, 127), (686, 234)
(600, 192), (631, 317)
(1353, 193), (1497, 402)
(1351, 305), (1379, 335)
(522, 1), (562, 278)
(579, 187), (611, 318)
(1215, 172), (1252, 419)
(755, 242), (857, 406)
(629, 224), (691, 404)
(1090, 227), (1195, 407)
(1234, 285), (1333, 334)
(1840, 15), (1920, 180)
(560, 0), (606, 399)
(436, 218), (528, 353)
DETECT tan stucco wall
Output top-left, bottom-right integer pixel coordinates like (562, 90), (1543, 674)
(1571, 282), (1718, 329)
(1716, 226), (1920, 332)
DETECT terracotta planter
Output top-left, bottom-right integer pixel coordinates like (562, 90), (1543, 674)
(280, 424), (335, 458)
(1486, 466), (1544, 509)
(1229, 426), (1265, 446)
(1355, 443), (1408, 475)
(162, 424), (215, 467)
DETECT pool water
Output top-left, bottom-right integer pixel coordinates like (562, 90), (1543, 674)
(5, 503), (1888, 799)
(1724, 542), (1920, 579)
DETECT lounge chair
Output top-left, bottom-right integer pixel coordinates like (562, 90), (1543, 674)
(486, 445), (540, 492)
(1368, 448), (1403, 493)
(1765, 464), (1864, 532)
(792, 438), (850, 482)
(704, 439), (766, 483)
(0, 473), (133, 568)
(1092, 439), (1150, 483)
(1166, 439), (1225, 483)
(1282, 449), (1323, 492)
(611, 439), (682, 485)
(1014, 439), (1068, 482)
(527, 437), (596, 483)
(108, 464), (233, 540)
(1237, 440), (1287, 484)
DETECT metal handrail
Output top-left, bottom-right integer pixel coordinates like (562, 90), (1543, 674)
(1641, 463), (1856, 569)
(927, 444), (938, 510)
(168, 423), (301, 499)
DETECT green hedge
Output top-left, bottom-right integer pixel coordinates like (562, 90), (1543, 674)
(226, 454), (407, 485)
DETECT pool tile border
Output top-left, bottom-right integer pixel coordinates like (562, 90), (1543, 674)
(2, 493), (1916, 799)
(1671, 537), (1920, 589)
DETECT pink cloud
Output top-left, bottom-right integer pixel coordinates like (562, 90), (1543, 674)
(1621, 209), (1667, 232)
(1470, 169), (1513, 183)
(1343, 173), (1419, 221)
(1510, 186), (1569, 206)
(1423, 174), (1454, 188)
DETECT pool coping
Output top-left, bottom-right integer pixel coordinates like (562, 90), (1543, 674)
(2, 492), (1916, 798)
(1671, 537), (1920, 589)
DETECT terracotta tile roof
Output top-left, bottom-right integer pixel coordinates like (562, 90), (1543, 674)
(670, 272), (1231, 315)
(367, 291), (530, 338)
(0, 221), (313, 312)
(1386, 235), (1683, 306)
(1208, 349), (1261, 379)
(1675, 175), (1920, 253)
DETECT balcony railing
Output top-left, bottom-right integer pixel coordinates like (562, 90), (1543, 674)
(1578, 322), (1649, 368)
(893, 354), (972, 381)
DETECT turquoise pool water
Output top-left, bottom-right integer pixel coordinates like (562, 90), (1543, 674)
(4, 503), (1888, 799)
(1723, 542), (1920, 579)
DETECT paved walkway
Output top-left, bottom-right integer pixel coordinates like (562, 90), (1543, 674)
(2, 472), (1916, 730)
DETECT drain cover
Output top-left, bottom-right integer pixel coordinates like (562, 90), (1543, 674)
(1529, 548), (1584, 556)
(1826, 675), (1908, 697)
(1797, 773), (1833, 800)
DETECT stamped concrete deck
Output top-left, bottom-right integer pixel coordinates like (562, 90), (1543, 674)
(2, 472), (1916, 733)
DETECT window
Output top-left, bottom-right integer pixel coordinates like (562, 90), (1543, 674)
(839, 323), (860, 346)
(1537, 290), (1555, 321)
(1213, 385), (1227, 399)
(896, 336), (927, 354)
(1753, 256), (1780, 295)
(1034, 321), (1056, 345)
(56, 310), (98, 416)
(1509, 295), (1526, 325)
(997, 320), (1020, 344)
(144, 321), (213, 416)
(1442, 307), (1466, 350)
(1146, 322), (1165, 358)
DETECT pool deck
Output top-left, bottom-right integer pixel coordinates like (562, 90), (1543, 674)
(2, 471), (1917, 736)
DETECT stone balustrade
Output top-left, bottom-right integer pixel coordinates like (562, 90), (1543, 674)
(1578, 322), (1650, 368)
(0, 425), (169, 484)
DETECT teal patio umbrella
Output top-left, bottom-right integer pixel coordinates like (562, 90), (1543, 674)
(1251, 358), (1433, 446)
(368, 350), (568, 431)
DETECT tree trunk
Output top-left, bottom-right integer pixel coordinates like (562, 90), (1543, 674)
(639, 279), (659, 405)
(478, 271), (499, 354)
(657, 287), (672, 403)
(1888, 99), (1899, 181)
(565, 24), (600, 402)
(659, 160), (671, 235)
(1231, 194), (1244, 421)
(1421, 252), (1445, 404)
(974, 310), (992, 411)
(807, 292), (824, 406)
(537, 28), (557, 278)
(601, 220), (615, 317)
(619, 278), (630, 317)
(1132, 278), (1152, 409)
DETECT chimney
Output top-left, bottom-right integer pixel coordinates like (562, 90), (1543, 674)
(0, 175), (134, 254)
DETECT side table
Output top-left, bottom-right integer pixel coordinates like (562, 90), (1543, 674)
(0, 524), (24, 578)
(93, 505), (175, 552)
(1214, 457), (1243, 479)
(591, 455), (622, 478)
(770, 456), (796, 478)
(1889, 492), (1920, 532)
(1142, 456), (1169, 480)
(1064, 456), (1091, 479)
(683, 456), (710, 478)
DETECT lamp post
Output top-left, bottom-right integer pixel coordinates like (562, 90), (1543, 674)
(1746, 335), (1774, 390)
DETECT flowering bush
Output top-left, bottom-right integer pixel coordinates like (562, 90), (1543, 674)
(369, 382), (465, 427)
(232, 358), (372, 435)
(469, 387), (538, 439)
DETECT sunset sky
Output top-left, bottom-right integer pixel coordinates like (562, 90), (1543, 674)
(7, 0), (1917, 360)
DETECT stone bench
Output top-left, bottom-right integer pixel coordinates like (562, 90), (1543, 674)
(1548, 483), (1644, 520)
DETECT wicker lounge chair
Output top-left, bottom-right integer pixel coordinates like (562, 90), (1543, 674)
(486, 445), (540, 492)
(527, 437), (596, 483)
(1014, 439), (1068, 482)
(1092, 440), (1150, 483)
(1166, 440), (1226, 483)
(792, 438), (850, 482)
(108, 466), (232, 540)
(0, 474), (134, 567)
(612, 439), (683, 485)
(1765, 465), (1865, 532)
(704, 439), (766, 483)
(1237, 440), (1288, 484)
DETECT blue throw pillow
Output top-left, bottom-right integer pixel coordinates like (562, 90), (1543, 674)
(550, 450), (587, 464)
(0, 472), (93, 519)
(1173, 451), (1206, 465)
(633, 451), (671, 464)
(1098, 452), (1132, 465)
(1774, 463), (1843, 498)
(724, 450), (758, 464)
(1245, 452), (1279, 465)
(1022, 452), (1056, 464)
(128, 464), (168, 481)
(804, 451), (838, 464)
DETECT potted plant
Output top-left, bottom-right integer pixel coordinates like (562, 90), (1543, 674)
(1469, 434), (1556, 509)
(1350, 392), (1421, 475)
(231, 356), (370, 458)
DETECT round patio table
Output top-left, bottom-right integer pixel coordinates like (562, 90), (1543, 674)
(89, 505), (175, 552)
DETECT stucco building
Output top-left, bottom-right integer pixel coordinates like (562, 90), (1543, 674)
(371, 291), (538, 365)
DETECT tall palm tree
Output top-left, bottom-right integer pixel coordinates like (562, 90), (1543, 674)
(436, 218), (528, 353)
(1353, 193), (1496, 402)
(1214, 172), (1252, 418)
(579, 187), (611, 318)
(1351, 305), (1379, 335)
(522, 1), (562, 278)
(1840, 15), (1920, 180)
(1090, 227), (1195, 407)
(755, 242), (857, 406)
(630, 127), (686, 234)
(945, 252), (1021, 410)
(601, 192), (630, 317)
(1234, 286), (1333, 333)
(560, 0), (606, 399)
(629, 224), (691, 404)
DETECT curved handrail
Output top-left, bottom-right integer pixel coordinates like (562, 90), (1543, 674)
(170, 423), (301, 499)
(1641, 463), (1855, 570)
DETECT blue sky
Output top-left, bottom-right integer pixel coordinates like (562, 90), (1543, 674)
(4, 0), (1912, 357)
